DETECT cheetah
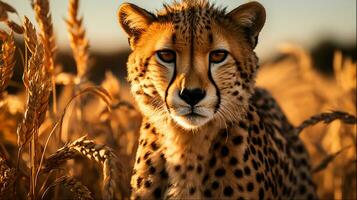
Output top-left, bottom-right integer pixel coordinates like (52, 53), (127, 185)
(118, 1), (317, 199)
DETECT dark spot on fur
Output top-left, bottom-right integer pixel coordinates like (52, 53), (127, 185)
(143, 151), (151, 160)
(189, 187), (196, 195)
(247, 182), (254, 192)
(174, 165), (181, 171)
(211, 181), (219, 190)
(243, 148), (250, 161)
(153, 187), (161, 198)
(229, 157), (238, 165)
(149, 166), (156, 174)
(221, 146), (229, 157)
(234, 169), (243, 178)
(244, 166), (251, 175)
(223, 186), (234, 197)
(215, 168), (226, 177)
(144, 180), (152, 188)
(150, 142), (158, 150)
(197, 165), (202, 174)
(209, 156), (216, 167)
(160, 169), (168, 179)
(232, 135), (243, 145)
(137, 177), (143, 188)
(259, 187), (265, 200)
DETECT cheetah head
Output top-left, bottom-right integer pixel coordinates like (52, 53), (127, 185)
(118, 1), (265, 130)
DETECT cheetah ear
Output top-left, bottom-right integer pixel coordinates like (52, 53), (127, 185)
(118, 3), (155, 49)
(228, 1), (266, 48)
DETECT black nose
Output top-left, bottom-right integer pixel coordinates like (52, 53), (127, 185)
(179, 88), (206, 106)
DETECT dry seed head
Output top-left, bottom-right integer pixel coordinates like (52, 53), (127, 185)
(17, 44), (51, 145)
(296, 111), (357, 135)
(0, 32), (16, 99)
(0, 1), (17, 22)
(33, 0), (56, 71)
(0, 30), (7, 40)
(43, 136), (120, 199)
(0, 1), (17, 14)
(23, 16), (38, 54)
(54, 176), (93, 200)
(66, 0), (90, 78)
(6, 20), (24, 34)
(0, 6), (8, 22)
(42, 142), (78, 172)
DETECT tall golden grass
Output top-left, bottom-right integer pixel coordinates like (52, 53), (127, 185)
(0, 1), (356, 199)
(1, 0), (134, 199)
(257, 45), (356, 199)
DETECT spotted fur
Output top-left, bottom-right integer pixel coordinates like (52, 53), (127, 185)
(118, 1), (317, 199)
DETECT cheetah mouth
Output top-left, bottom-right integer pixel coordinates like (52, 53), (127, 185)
(184, 112), (206, 118)
(169, 107), (213, 129)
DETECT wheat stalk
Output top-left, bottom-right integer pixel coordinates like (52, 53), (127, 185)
(15, 43), (51, 198)
(0, 32), (16, 100)
(33, 0), (55, 69)
(296, 111), (357, 135)
(23, 16), (37, 55)
(33, 0), (57, 113)
(17, 44), (51, 146)
(66, 0), (90, 79)
(43, 136), (120, 199)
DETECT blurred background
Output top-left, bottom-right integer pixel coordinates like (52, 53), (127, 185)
(9, 0), (356, 82)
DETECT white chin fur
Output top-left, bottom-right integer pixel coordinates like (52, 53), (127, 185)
(171, 114), (211, 130)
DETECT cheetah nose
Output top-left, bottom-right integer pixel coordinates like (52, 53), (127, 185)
(179, 88), (206, 106)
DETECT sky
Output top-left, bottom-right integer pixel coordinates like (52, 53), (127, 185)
(8, 0), (357, 60)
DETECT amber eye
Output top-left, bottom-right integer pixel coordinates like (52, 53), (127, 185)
(156, 50), (176, 63)
(209, 50), (228, 63)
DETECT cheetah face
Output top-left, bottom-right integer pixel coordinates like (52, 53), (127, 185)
(118, 1), (265, 130)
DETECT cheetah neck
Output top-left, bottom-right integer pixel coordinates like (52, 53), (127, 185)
(156, 119), (223, 198)
(163, 121), (219, 158)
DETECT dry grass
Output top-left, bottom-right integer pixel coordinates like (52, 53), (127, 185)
(1, 0), (134, 199)
(257, 45), (356, 199)
(43, 136), (121, 199)
(45, 176), (93, 200)
(0, 1), (356, 199)
(0, 31), (16, 101)
(33, 0), (57, 113)
(66, 0), (90, 80)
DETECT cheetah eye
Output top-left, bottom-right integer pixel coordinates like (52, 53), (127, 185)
(209, 50), (228, 64)
(156, 50), (176, 63)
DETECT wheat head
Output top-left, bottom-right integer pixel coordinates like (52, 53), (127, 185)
(33, 0), (56, 70)
(43, 136), (120, 199)
(0, 1), (17, 15)
(295, 111), (357, 135)
(0, 32), (16, 100)
(66, 0), (89, 79)
(17, 44), (51, 145)
(23, 16), (37, 55)
(54, 176), (93, 200)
